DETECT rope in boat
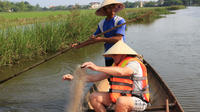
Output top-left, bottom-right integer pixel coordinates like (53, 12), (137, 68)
(0, 11), (152, 85)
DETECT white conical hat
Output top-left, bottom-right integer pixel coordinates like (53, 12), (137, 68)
(103, 40), (138, 57)
(95, 0), (125, 16)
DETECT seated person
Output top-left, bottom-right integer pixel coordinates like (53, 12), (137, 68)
(63, 40), (149, 112)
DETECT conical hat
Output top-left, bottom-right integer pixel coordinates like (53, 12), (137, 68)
(103, 40), (138, 57)
(95, 0), (125, 16)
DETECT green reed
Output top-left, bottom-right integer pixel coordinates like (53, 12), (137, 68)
(0, 6), (184, 66)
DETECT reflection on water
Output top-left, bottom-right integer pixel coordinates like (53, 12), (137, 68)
(0, 7), (200, 112)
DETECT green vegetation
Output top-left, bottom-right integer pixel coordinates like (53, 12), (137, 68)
(0, 10), (97, 28)
(166, 5), (186, 10)
(0, 11), (70, 19)
(123, 0), (200, 7)
(0, 6), (185, 66)
(0, 1), (42, 12)
(0, 11), (70, 28)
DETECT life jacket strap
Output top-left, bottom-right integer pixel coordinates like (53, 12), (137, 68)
(111, 76), (147, 81)
(109, 86), (149, 95)
(111, 75), (131, 79)
(109, 89), (149, 103)
(109, 89), (145, 94)
(133, 76), (147, 81)
(109, 81), (133, 88)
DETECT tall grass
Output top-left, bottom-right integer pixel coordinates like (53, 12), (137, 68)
(0, 14), (69, 29)
(0, 10), (102, 66)
(0, 6), (185, 66)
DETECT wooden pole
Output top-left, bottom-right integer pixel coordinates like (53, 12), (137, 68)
(166, 99), (169, 112)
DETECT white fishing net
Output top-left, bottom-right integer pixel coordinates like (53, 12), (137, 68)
(66, 65), (87, 112)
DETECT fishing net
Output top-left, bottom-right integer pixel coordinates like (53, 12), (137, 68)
(66, 65), (87, 112)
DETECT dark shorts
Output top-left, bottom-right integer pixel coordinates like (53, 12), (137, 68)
(105, 58), (114, 66)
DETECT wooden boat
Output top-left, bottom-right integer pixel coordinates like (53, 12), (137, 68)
(82, 60), (184, 112)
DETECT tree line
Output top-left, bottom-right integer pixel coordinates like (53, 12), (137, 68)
(124, 0), (200, 7)
(0, 0), (43, 12)
(0, 1), (88, 12)
(161, 0), (200, 6)
(0, 0), (199, 12)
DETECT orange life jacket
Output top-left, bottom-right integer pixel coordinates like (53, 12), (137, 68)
(109, 56), (150, 103)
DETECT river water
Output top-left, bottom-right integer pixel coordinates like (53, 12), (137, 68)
(0, 7), (200, 112)
(125, 7), (200, 112)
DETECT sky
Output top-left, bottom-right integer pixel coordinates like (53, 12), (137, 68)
(8, 0), (132, 7)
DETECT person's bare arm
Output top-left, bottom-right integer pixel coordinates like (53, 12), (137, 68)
(62, 72), (108, 82)
(73, 34), (123, 48)
(96, 66), (133, 76)
(82, 62), (133, 77)
(85, 73), (109, 82)
(100, 34), (123, 44)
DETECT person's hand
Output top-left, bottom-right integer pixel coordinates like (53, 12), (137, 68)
(89, 35), (96, 40)
(71, 43), (81, 49)
(94, 37), (102, 42)
(90, 35), (102, 42)
(81, 62), (99, 71)
(62, 74), (74, 80)
(71, 43), (78, 47)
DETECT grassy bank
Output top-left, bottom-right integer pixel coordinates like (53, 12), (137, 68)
(0, 10), (94, 29)
(0, 11), (69, 29)
(0, 6), (185, 67)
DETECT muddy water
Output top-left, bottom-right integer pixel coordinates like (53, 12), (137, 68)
(125, 7), (200, 112)
(0, 7), (200, 112)
(0, 44), (104, 112)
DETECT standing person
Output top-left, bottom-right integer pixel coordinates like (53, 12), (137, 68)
(74, 0), (126, 66)
(63, 40), (150, 112)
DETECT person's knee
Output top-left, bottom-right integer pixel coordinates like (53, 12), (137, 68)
(116, 97), (127, 109)
(116, 97), (126, 106)
(116, 97), (132, 111)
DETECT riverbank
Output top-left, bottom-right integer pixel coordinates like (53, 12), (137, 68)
(0, 6), (185, 67)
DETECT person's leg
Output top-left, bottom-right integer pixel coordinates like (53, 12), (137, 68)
(89, 92), (112, 112)
(115, 96), (133, 112)
(115, 96), (147, 112)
